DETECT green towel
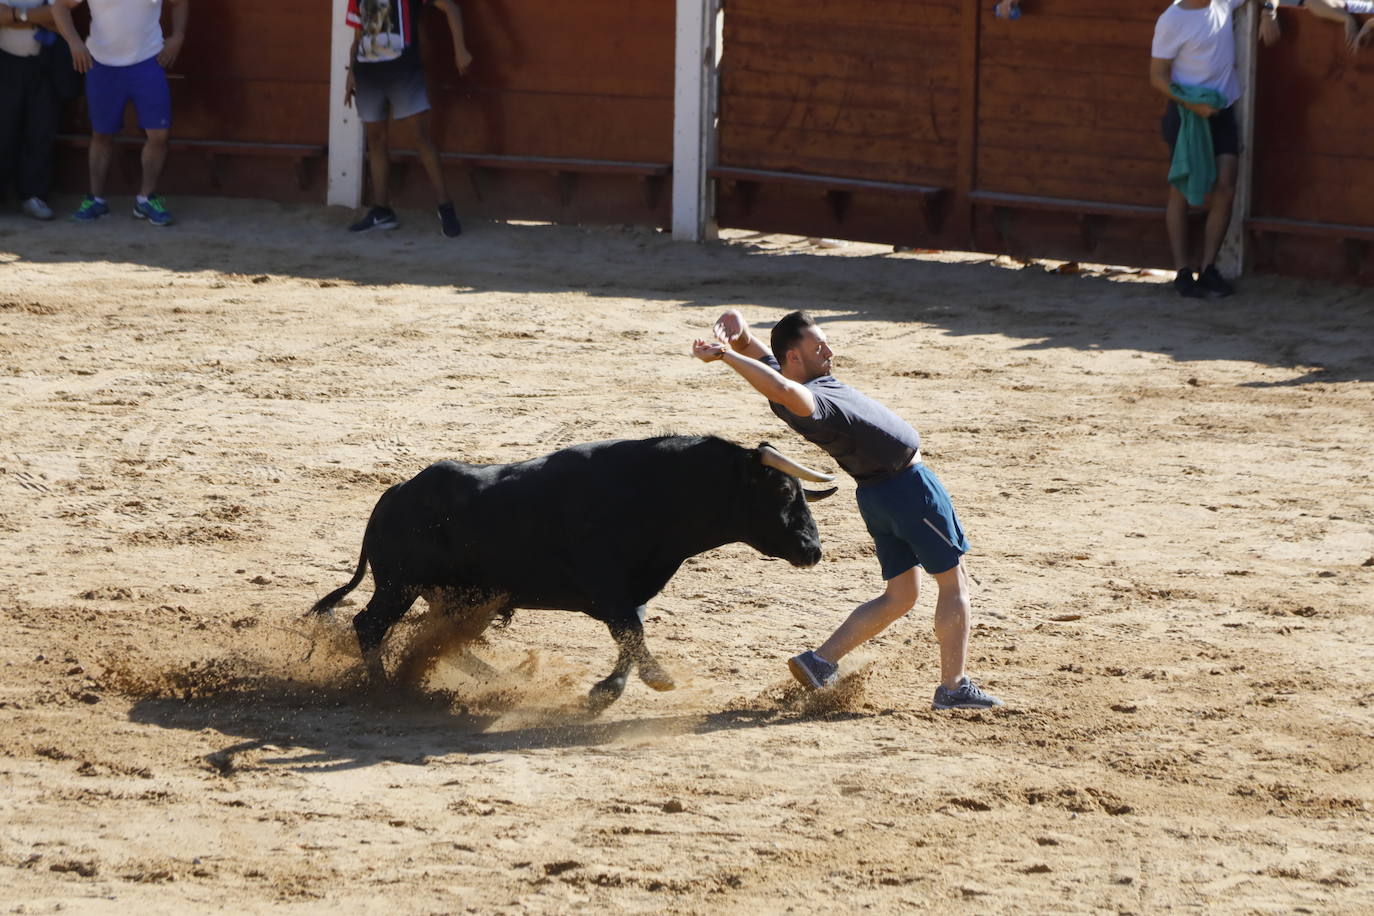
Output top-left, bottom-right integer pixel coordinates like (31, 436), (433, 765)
(1168, 83), (1229, 207)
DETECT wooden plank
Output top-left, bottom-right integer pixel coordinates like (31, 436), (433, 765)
(970, 190), (1163, 218)
(721, 68), (962, 104)
(424, 92), (671, 161)
(168, 82), (329, 145)
(979, 35), (1159, 79)
(720, 94), (960, 144)
(719, 126), (957, 183)
(1247, 217), (1374, 241)
(727, 6), (961, 34)
(728, 0), (959, 28)
(722, 39), (961, 87)
(977, 145), (1167, 194)
(443, 0), (674, 98)
(710, 166), (944, 196)
(175, 0), (331, 82)
(978, 120), (1163, 161)
(979, 64), (1160, 109)
(955, 0), (981, 245)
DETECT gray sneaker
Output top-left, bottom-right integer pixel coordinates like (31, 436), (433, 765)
(932, 676), (1003, 710)
(788, 650), (838, 689)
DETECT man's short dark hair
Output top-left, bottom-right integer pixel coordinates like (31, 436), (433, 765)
(770, 310), (816, 365)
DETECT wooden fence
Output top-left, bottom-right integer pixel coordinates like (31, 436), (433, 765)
(48, 0), (1373, 283)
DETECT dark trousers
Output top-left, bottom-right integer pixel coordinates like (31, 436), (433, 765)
(0, 49), (59, 202)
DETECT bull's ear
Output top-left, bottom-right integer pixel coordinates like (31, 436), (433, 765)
(803, 486), (838, 503)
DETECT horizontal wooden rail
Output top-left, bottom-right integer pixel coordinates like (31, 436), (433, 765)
(971, 190), (1166, 254)
(970, 190), (1164, 220)
(56, 133), (326, 189)
(1246, 216), (1374, 243)
(709, 166), (948, 232)
(387, 149), (671, 208)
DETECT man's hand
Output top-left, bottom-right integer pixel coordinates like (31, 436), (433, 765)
(692, 339), (727, 363)
(713, 309), (748, 347)
(1185, 101), (1218, 118)
(158, 33), (184, 68)
(1259, 11), (1281, 47)
(344, 69), (355, 108)
(454, 43), (473, 73)
(69, 39), (92, 73)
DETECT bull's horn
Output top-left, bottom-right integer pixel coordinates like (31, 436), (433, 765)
(759, 444), (835, 483)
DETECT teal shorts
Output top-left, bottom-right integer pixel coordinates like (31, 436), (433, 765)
(855, 463), (969, 579)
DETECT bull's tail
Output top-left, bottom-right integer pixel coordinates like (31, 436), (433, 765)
(310, 540), (369, 617)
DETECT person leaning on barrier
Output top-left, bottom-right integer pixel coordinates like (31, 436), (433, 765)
(0, 0), (64, 220)
(1149, 0), (1279, 300)
(49, 0), (189, 227)
(343, 0), (473, 238)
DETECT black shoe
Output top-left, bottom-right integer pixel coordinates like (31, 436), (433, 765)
(1173, 269), (1205, 299)
(437, 202), (462, 238)
(349, 206), (398, 232)
(1197, 264), (1235, 298)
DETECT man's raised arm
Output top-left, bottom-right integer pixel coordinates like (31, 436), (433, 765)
(692, 310), (816, 417)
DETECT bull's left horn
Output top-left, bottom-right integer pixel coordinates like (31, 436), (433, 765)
(759, 444), (835, 483)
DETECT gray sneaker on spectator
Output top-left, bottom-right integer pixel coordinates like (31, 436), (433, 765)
(932, 676), (1003, 710)
(788, 650), (838, 689)
(21, 197), (54, 221)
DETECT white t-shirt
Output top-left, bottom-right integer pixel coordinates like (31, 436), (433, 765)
(0, 0), (51, 58)
(1151, 0), (1244, 107)
(74, 0), (165, 67)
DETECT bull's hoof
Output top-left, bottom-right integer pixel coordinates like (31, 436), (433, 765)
(638, 661), (676, 692)
(587, 675), (627, 715)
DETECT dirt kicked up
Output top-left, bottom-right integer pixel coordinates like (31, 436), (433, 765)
(1, 198), (1371, 913)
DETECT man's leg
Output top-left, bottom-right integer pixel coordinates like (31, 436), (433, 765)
(18, 61), (59, 207)
(1200, 154), (1239, 269)
(139, 128), (169, 198)
(406, 110), (450, 203)
(814, 568), (918, 664)
(930, 562), (970, 690)
(1166, 186), (1190, 272)
(89, 132), (114, 199)
(364, 119), (390, 207)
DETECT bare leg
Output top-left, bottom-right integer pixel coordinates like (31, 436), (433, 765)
(930, 563), (972, 690)
(89, 132), (114, 199)
(364, 120), (390, 207)
(404, 110), (450, 204)
(139, 128), (169, 198)
(1166, 186), (1190, 272)
(815, 568), (919, 663)
(1200, 154), (1239, 269)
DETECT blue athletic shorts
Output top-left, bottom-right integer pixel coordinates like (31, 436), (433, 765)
(855, 462), (969, 579)
(86, 56), (171, 135)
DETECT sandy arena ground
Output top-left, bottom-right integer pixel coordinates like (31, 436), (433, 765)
(1, 198), (1371, 914)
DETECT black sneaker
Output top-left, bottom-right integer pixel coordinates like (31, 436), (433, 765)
(1173, 269), (1204, 299)
(437, 202), (462, 238)
(1197, 264), (1235, 298)
(349, 206), (398, 232)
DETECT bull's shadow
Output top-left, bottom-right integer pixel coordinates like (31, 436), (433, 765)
(124, 673), (870, 774)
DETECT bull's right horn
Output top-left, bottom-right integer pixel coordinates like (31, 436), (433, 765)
(759, 443), (835, 483)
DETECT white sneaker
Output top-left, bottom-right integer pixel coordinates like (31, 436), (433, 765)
(21, 198), (55, 221)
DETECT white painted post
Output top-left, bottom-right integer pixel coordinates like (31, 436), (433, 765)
(1219, 2), (1258, 277)
(672, 0), (722, 241)
(327, 3), (364, 209)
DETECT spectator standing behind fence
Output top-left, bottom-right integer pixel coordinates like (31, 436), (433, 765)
(1149, 0), (1279, 299)
(0, 0), (64, 220)
(1304, 0), (1374, 49)
(49, 0), (188, 227)
(344, 0), (473, 238)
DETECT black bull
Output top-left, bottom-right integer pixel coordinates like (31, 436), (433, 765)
(310, 435), (836, 711)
